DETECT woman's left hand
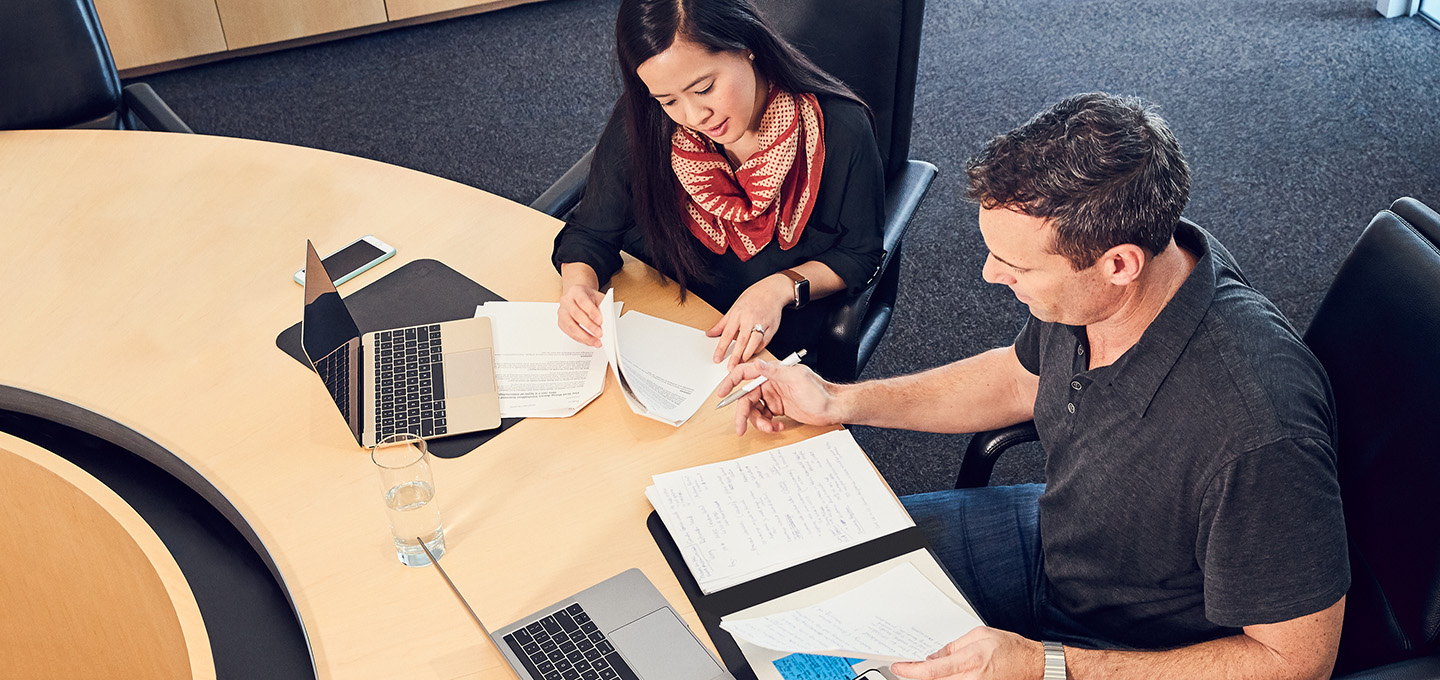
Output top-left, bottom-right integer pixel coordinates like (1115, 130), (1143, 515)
(707, 274), (793, 369)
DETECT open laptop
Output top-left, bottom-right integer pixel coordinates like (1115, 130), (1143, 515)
(418, 540), (733, 680)
(300, 241), (501, 447)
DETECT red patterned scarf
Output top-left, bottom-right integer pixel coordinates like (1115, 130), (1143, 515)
(670, 88), (826, 260)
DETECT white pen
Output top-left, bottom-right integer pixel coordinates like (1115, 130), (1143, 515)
(715, 349), (806, 409)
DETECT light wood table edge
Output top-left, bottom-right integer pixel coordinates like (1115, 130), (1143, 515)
(0, 430), (215, 678)
(0, 383), (319, 676)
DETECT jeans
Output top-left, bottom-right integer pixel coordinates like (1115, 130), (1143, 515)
(900, 484), (1114, 649)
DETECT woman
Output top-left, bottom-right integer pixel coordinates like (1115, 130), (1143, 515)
(552, 0), (884, 370)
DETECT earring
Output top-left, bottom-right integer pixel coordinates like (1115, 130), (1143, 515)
(747, 52), (755, 61)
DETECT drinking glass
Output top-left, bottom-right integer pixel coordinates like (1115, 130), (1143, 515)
(370, 433), (445, 567)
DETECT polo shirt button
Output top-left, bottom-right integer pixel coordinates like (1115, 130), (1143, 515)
(1071, 380), (1082, 390)
(1067, 402), (1076, 414)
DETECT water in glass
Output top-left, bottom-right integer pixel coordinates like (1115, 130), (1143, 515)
(385, 479), (445, 566)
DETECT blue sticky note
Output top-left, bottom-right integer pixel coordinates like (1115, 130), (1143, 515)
(771, 653), (867, 680)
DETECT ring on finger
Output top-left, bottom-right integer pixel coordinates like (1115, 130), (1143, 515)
(751, 323), (766, 334)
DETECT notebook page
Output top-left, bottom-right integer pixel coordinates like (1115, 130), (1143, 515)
(646, 429), (912, 593)
(719, 561), (983, 662)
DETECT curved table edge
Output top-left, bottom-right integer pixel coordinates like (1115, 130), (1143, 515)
(0, 430), (216, 678)
(0, 383), (318, 678)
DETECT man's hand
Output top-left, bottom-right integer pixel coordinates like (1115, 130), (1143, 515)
(891, 627), (1044, 680)
(715, 359), (843, 435)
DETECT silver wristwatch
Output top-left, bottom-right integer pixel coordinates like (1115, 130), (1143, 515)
(1042, 640), (1066, 679)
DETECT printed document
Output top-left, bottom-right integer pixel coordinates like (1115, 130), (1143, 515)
(645, 429), (913, 593)
(719, 562), (983, 662)
(477, 291), (729, 425)
(474, 301), (608, 418)
(598, 289), (731, 426)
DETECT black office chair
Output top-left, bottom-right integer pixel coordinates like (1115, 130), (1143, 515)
(0, 0), (191, 132)
(531, 0), (937, 382)
(953, 198), (1440, 678)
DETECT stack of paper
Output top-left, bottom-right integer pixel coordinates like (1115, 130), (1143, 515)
(645, 429), (914, 594)
(474, 301), (608, 418)
(475, 291), (731, 426)
(597, 289), (732, 426)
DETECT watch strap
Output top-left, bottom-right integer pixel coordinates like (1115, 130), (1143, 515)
(779, 269), (809, 308)
(1042, 640), (1066, 680)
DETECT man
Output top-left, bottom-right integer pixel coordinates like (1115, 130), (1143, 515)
(715, 93), (1349, 680)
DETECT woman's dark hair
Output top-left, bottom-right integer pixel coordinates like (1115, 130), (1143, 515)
(965, 92), (1190, 270)
(615, 0), (864, 294)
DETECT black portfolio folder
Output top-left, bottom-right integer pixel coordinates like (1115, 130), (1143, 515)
(647, 511), (944, 680)
(276, 258), (521, 458)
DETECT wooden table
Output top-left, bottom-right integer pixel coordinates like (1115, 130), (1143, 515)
(0, 130), (825, 679)
(0, 431), (214, 679)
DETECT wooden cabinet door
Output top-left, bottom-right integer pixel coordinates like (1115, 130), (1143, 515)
(93, 0), (228, 71)
(215, 0), (389, 50)
(385, 0), (541, 22)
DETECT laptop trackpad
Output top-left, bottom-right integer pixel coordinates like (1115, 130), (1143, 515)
(608, 608), (726, 680)
(445, 348), (497, 396)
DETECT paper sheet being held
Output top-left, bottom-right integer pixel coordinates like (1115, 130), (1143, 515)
(598, 289), (731, 426)
(474, 301), (608, 418)
(720, 562), (983, 663)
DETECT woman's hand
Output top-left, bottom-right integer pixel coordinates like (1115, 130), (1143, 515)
(707, 274), (793, 368)
(557, 262), (605, 348)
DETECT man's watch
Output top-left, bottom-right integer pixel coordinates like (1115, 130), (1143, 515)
(1042, 640), (1066, 680)
(780, 269), (809, 309)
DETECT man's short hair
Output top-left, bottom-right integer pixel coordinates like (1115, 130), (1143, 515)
(966, 93), (1191, 269)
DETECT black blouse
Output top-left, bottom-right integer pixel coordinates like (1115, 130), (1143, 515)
(551, 95), (885, 357)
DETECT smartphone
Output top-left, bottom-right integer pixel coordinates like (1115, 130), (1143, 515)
(294, 235), (396, 286)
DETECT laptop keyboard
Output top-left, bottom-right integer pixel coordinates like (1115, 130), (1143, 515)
(314, 343), (352, 423)
(373, 324), (448, 440)
(503, 602), (639, 680)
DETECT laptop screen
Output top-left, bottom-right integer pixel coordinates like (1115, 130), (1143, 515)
(301, 241), (363, 443)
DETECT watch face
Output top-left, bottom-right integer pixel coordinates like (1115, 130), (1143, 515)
(781, 269), (809, 308)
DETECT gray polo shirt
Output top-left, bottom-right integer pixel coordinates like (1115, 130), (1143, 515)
(1014, 220), (1349, 649)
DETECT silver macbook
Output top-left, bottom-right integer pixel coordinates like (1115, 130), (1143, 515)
(300, 241), (501, 447)
(421, 547), (733, 680)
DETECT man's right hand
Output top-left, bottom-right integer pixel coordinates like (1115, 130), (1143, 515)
(557, 283), (605, 348)
(716, 359), (844, 435)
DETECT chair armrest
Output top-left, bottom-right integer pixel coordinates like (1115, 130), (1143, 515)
(530, 147), (595, 218)
(1334, 655), (1440, 680)
(815, 159), (937, 381)
(955, 421), (1038, 488)
(121, 83), (193, 134)
(879, 160), (937, 255)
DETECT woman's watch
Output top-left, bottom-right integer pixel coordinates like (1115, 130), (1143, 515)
(780, 269), (809, 309)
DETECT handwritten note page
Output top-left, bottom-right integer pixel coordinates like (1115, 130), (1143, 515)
(720, 562), (983, 662)
(474, 302), (608, 418)
(646, 429), (912, 593)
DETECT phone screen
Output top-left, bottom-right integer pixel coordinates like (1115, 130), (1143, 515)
(323, 239), (386, 278)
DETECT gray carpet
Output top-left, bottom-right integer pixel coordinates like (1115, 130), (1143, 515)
(133, 0), (1439, 495)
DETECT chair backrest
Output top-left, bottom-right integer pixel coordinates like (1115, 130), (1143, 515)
(1304, 197), (1440, 674)
(0, 0), (126, 130)
(756, 0), (925, 180)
